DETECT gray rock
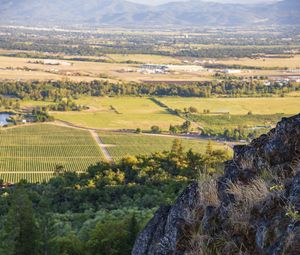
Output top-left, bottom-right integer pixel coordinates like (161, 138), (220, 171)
(132, 183), (201, 255)
(132, 114), (300, 255)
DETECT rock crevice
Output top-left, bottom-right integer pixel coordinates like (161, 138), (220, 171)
(132, 114), (300, 255)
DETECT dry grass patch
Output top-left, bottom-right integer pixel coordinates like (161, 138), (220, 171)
(227, 179), (269, 232)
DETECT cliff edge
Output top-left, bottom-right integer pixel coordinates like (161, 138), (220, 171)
(132, 114), (300, 255)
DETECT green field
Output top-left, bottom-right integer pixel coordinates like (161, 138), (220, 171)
(188, 113), (286, 133)
(53, 97), (183, 130)
(0, 124), (104, 183)
(98, 131), (229, 161)
(159, 97), (300, 115)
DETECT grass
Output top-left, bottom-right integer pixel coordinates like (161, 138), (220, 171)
(227, 179), (269, 232)
(107, 54), (181, 64)
(0, 124), (104, 183)
(216, 55), (300, 69)
(53, 97), (183, 130)
(97, 131), (229, 161)
(160, 97), (300, 115)
(187, 113), (286, 133)
(286, 91), (300, 97)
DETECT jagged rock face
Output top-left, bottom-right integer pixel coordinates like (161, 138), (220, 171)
(132, 183), (202, 255)
(132, 114), (300, 255)
(219, 115), (300, 203)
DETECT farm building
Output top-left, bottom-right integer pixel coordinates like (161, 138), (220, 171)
(139, 64), (169, 74)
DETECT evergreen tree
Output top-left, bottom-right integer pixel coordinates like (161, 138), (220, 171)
(171, 139), (184, 156)
(5, 186), (39, 255)
(126, 215), (140, 253)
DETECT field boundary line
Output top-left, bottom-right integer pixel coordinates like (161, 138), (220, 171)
(89, 130), (114, 163)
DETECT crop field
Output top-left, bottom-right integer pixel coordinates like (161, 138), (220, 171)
(286, 91), (300, 97)
(106, 54), (181, 64)
(188, 113), (287, 133)
(1, 53), (295, 84)
(98, 131), (229, 161)
(159, 97), (300, 115)
(53, 97), (183, 130)
(0, 124), (104, 183)
(216, 55), (300, 69)
(0, 55), (212, 83)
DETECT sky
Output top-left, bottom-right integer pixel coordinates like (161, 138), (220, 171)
(129, 0), (279, 5)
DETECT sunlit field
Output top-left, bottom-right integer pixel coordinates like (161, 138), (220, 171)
(98, 131), (229, 161)
(0, 124), (104, 183)
(53, 97), (183, 130)
(159, 97), (300, 115)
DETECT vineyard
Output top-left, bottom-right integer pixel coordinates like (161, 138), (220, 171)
(97, 132), (228, 161)
(0, 124), (104, 183)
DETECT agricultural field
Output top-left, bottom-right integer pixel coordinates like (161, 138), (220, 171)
(20, 100), (54, 109)
(188, 114), (287, 134)
(1, 52), (297, 84)
(106, 54), (181, 64)
(216, 55), (300, 69)
(0, 124), (104, 183)
(53, 97), (183, 130)
(98, 131), (229, 161)
(0, 55), (212, 83)
(159, 97), (300, 115)
(286, 91), (300, 97)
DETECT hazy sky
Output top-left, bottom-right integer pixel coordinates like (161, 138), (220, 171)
(129, 0), (279, 5)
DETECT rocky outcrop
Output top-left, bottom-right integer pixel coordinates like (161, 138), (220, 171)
(132, 183), (202, 255)
(132, 114), (300, 255)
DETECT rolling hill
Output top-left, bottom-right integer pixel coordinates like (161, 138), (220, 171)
(0, 0), (299, 27)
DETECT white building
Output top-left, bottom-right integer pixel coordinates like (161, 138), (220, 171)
(42, 59), (72, 66)
(220, 69), (242, 74)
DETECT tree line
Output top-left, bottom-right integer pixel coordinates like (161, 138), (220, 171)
(0, 79), (299, 101)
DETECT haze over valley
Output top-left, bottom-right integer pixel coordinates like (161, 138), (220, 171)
(0, 0), (299, 27)
(0, 0), (299, 254)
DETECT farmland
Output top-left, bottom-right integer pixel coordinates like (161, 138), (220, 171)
(158, 97), (300, 138)
(107, 54), (181, 64)
(0, 124), (104, 183)
(0, 122), (230, 182)
(98, 131), (229, 161)
(159, 97), (300, 115)
(216, 55), (300, 69)
(1, 51), (299, 84)
(187, 113), (286, 134)
(53, 97), (183, 130)
(0, 55), (212, 83)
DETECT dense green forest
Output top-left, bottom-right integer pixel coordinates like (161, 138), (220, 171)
(0, 140), (230, 255)
(0, 79), (299, 101)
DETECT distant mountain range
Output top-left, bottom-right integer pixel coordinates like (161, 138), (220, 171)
(0, 0), (299, 27)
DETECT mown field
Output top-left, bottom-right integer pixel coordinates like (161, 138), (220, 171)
(98, 131), (229, 161)
(160, 97), (300, 115)
(53, 97), (183, 130)
(216, 55), (300, 69)
(188, 114), (286, 133)
(107, 54), (181, 64)
(0, 55), (212, 83)
(0, 124), (104, 183)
